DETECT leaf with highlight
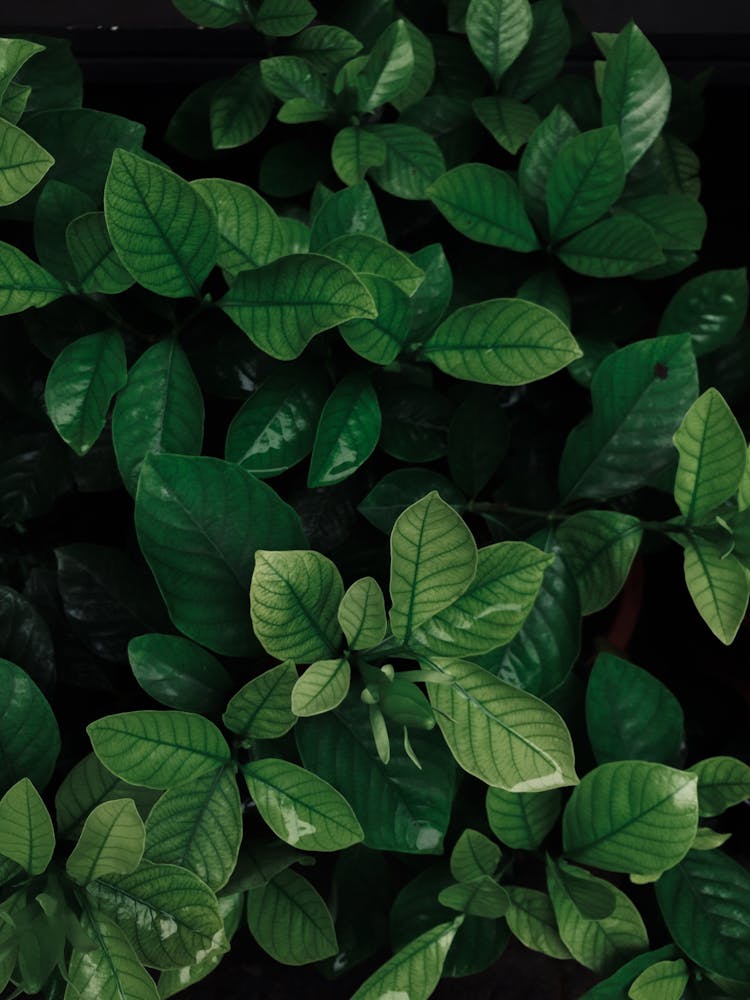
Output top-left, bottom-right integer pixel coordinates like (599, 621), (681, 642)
(352, 920), (460, 1000)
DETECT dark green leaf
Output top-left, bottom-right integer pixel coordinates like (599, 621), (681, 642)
(288, 24), (363, 74)
(308, 373), (381, 487)
(254, 0), (316, 36)
(473, 95), (540, 154)
(465, 0), (532, 86)
(379, 384), (451, 462)
(503, 0), (571, 100)
(0, 658), (60, 792)
(172, 0), (249, 28)
(486, 786), (561, 849)
(557, 216), (664, 277)
(519, 105), (579, 230)
(223, 661), (297, 741)
(614, 194), (706, 251)
(689, 756), (750, 818)
(659, 268), (748, 357)
(128, 633), (232, 714)
(683, 538), (749, 645)
(309, 181), (386, 248)
(447, 388), (509, 496)
(547, 126), (625, 241)
(66, 212), (135, 295)
(354, 19), (415, 112)
(331, 126), (387, 186)
(358, 468), (465, 533)
(556, 510), (642, 615)
(368, 124), (446, 200)
(210, 64), (273, 149)
(192, 177), (285, 276)
(0, 586), (54, 691)
(0, 119), (54, 207)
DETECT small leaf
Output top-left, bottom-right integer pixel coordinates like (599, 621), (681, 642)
(355, 20), (415, 112)
(338, 577), (387, 651)
(628, 958), (689, 1000)
(486, 786), (561, 849)
(292, 658), (350, 717)
(246, 868), (337, 964)
(289, 24), (363, 74)
(0, 778), (54, 874)
(503, 0), (571, 100)
(209, 64), (273, 148)
(683, 537), (749, 645)
(66, 211), (135, 294)
(0, 241), (65, 316)
(351, 920), (460, 1000)
(331, 126), (386, 185)
(506, 887), (571, 960)
(340, 275), (412, 364)
(260, 55), (327, 104)
(557, 216), (664, 277)
(439, 877), (509, 918)
(556, 510), (642, 615)
(0, 119), (53, 206)
(128, 633), (232, 715)
(223, 661), (297, 740)
(66, 799), (145, 885)
(466, 0), (533, 86)
(0, 37), (45, 101)
(547, 126), (625, 241)
(689, 756), (750, 818)
(450, 828), (501, 883)
(191, 177), (284, 276)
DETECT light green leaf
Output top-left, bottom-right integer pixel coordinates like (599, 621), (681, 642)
(0, 119), (53, 206)
(192, 177), (284, 276)
(556, 510), (643, 615)
(144, 764), (241, 891)
(391, 19), (435, 111)
(659, 268), (748, 357)
(423, 297), (581, 386)
(563, 761), (698, 875)
(87, 710), (230, 789)
(321, 233), (423, 296)
(450, 828), (501, 883)
(309, 181), (386, 248)
(628, 958), (689, 1000)
(0, 240), (65, 316)
(439, 877), (508, 918)
(689, 756), (750, 818)
(368, 123), (446, 200)
(246, 868), (337, 964)
(331, 126), (386, 185)
(0, 778), (54, 874)
(244, 757), (363, 851)
(683, 537), (750, 645)
(292, 658), (350, 717)
(104, 150), (218, 298)
(209, 64), (272, 149)
(466, 0), (532, 86)
(427, 657), (578, 791)
(66, 211), (135, 294)
(128, 633), (232, 715)
(355, 19), (414, 112)
(338, 577), (387, 651)
(223, 660), (297, 740)
(87, 860), (224, 970)
(486, 786), (561, 849)
(692, 827), (732, 851)
(673, 388), (746, 523)
(0, 37), (44, 102)
(411, 541), (553, 656)
(65, 908), (160, 1000)
(352, 920), (460, 1000)
(135, 454), (306, 656)
(601, 22), (671, 170)
(172, 0), (248, 28)
(340, 277), (411, 364)
(389, 491), (477, 642)
(506, 887), (571, 960)
(251, 550), (344, 662)
(0, 81), (32, 124)
(557, 216), (664, 277)
(614, 194), (706, 251)
(0, 658), (60, 793)
(519, 104), (579, 230)
(307, 373), (381, 487)
(254, 0), (316, 36)
(428, 163), (539, 252)
(220, 253), (376, 360)
(157, 893), (243, 999)
(547, 126), (625, 241)
(473, 95), (540, 154)
(66, 799), (145, 885)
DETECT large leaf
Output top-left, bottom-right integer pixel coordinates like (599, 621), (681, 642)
(87, 710), (230, 789)
(352, 920), (460, 1000)
(556, 511), (642, 615)
(128, 633), (232, 715)
(683, 537), (750, 645)
(557, 216), (663, 277)
(578, 945), (681, 1000)
(220, 253), (376, 360)
(486, 786), (561, 849)
(251, 550), (343, 662)
(87, 860), (224, 970)
(191, 177), (284, 275)
(656, 849), (750, 983)
(559, 335), (698, 503)
(45, 331), (127, 457)
(547, 126), (625, 241)
(0, 778), (55, 874)
(244, 757), (364, 851)
(0, 241), (65, 316)
(246, 868), (337, 965)
(614, 194), (706, 252)
(325, 232), (421, 290)
(33, 178), (95, 281)
(673, 388), (746, 523)
(104, 150), (218, 297)
(66, 799), (145, 885)
(338, 577), (387, 650)
(307, 373), (381, 487)
(465, 0), (532, 86)
(426, 657), (578, 791)
(135, 454), (306, 656)
(428, 164), (539, 252)
(223, 661), (297, 740)
(389, 491), (477, 642)
(355, 19), (415, 112)
(658, 268), (748, 357)
(0, 658), (60, 792)
(601, 22), (671, 170)
(0, 119), (53, 206)
(66, 211), (135, 295)
(689, 756), (750, 818)
(55, 753), (160, 840)
(411, 541), (553, 656)
(358, 468), (465, 534)
(423, 298), (581, 386)
(65, 908), (160, 1000)
(562, 761), (698, 875)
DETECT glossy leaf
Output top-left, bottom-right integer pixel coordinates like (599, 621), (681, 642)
(135, 454), (306, 656)
(307, 373), (381, 487)
(292, 658), (350, 716)
(128, 633), (232, 715)
(0, 586), (54, 691)
(628, 958), (689, 1000)
(0, 119), (53, 206)
(34, 179), (95, 282)
(0, 778), (54, 874)
(66, 799), (145, 885)
(338, 577), (387, 650)
(66, 211), (135, 295)
(355, 19), (415, 112)
(689, 756), (750, 818)
(473, 95), (540, 154)
(368, 124), (446, 200)
(331, 126), (386, 185)
(519, 105), (579, 229)
(556, 510), (642, 615)
(486, 786), (561, 849)
(683, 537), (750, 645)
(547, 126), (625, 241)
(210, 64), (272, 149)
(87, 710), (230, 789)
(65, 908), (160, 1000)
(427, 657), (578, 791)
(45, 331), (127, 457)
(192, 177), (284, 275)
(223, 660), (297, 740)
(352, 920), (460, 1000)
(0, 657), (60, 792)
(466, 0), (532, 86)
(246, 868), (337, 965)
(379, 384), (451, 462)
(557, 216), (663, 277)
(391, 20), (435, 111)
(506, 887), (571, 960)
(0, 240), (65, 316)
(260, 55), (327, 104)
(658, 268), (748, 357)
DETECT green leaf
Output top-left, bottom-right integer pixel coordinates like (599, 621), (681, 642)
(172, 0), (249, 27)
(424, 297), (581, 386)
(251, 550), (343, 662)
(65, 908), (160, 1000)
(673, 388), (746, 523)
(45, 331), (127, 457)
(157, 893), (242, 999)
(0, 658), (60, 792)
(355, 19), (414, 112)
(391, 20), (435, 111)
(563, 761), (698, 875)
(368, 123), (446, 200)
(659, 268), (748, 357)
(0, 37), (44, 101)
(33, 179), (95, 282)
(191, 177), (284, 276)
(409, 243), (453, 341)
(66, 799), (145, 885)
(689, 756), (750, 818)
(87, 710), (230, 789)
(559, 334), (698, 503)
(506, 887), (571, 960)
(136, 454), (306, 656)
(296, 696), (455, 854)
(614, 194), (706, 251)
(260, 55), (327, 104)
(439, 877), (508, 918)
(428, 163), (539, 252)
(389, 491), (477, 641)
(292, 658), (350, 717)
(66, 211), (135, 294)
(519, 105), (579, 230)
(628, 958), (689, 1000)
(289, 24), (362, 73)
(586, 653), (684, 766)
(351, 919), (460, 1000)
(309, 182), (385, 249)
(55, 753), (160, 840)
(411, 541), (553, 657)
(0, 778), (54, 874)
(684, 537), (749, 645)
(577, 946), (681, 1000)
(128, 633), (232, 715)
(548, 859), (648, 974)
(0, 82), (32, 124)
(0, 119), (53, 207)
(244, 757), (363, 851)
(486, 786), (561, 849)
(503, 0), (571, 100)
(321, 233), (423, 295)
(547, 126), (625, 241)
(210, 64), (273, 149)
(144, 764), (241, 891)
(450, 828), (501, 883)
(331, 126), (386, 186)
(473, 95), (540, 154)
(656, 849), (750, 983)
(307, 373), (381, 487)
(465, 0), (532, 86)
(601, 23), (671, 170)
(557, 216), (664, 277)
(338, 577), (387, 650)
(427, 657), (577, 791)
(87, 860), (224, 970)
(104, 150), (218, 298)
(225, 363), (328, 478)
(246, 867), (336, 965)
(254, 0), (315, 36)
(0, 240), (65, 316)
(341, 277), (411, 366)
(220, 253), (376, 360)
(556, 511), (642, 615)
(223, 660), (297, 740)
